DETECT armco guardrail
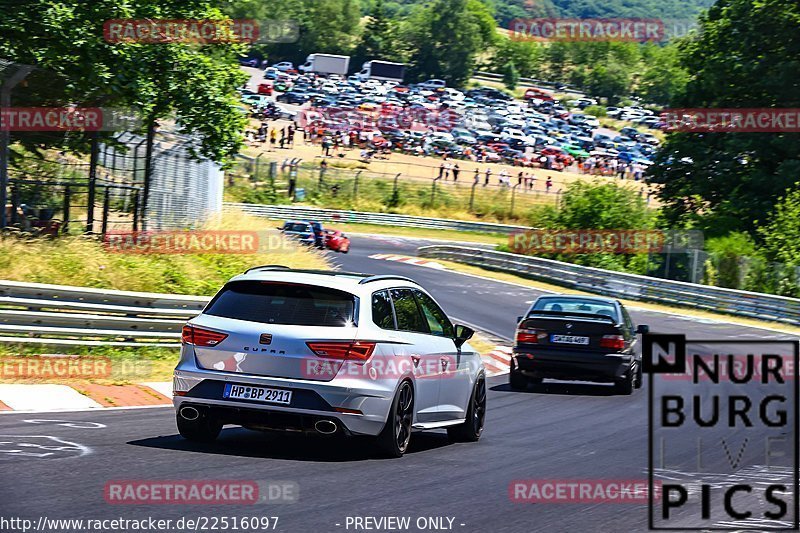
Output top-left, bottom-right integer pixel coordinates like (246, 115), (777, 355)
(225, 203), (529, 235)
(0, 280), (210, 347)
(418, 245), (800, 325)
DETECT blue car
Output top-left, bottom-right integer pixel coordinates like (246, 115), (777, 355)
(279, 221), (316, 246)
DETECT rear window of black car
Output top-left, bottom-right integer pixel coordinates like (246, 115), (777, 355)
(205, 281), (356, 327)
(284, 222), (310, 232)
(531, 298), (618, 321)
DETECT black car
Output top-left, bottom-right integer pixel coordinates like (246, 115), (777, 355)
(510, 295), (649, 394)
(277, 91), (310, 104)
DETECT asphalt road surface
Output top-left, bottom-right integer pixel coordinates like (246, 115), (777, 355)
(0, 234), (796, 533)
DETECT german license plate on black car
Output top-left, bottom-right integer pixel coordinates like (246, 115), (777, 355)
(551, 334), (590, 345)
(223, 383), (292, 405)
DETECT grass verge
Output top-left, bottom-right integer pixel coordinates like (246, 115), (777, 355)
(0, 210), (328, 295)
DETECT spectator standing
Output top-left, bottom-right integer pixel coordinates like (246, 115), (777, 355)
(452, 163), (460, 182)
(546, 176), (553, 193)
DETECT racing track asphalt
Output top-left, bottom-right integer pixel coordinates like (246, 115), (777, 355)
(0, 234), (796, 532)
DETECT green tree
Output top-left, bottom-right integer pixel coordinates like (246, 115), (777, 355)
(502, 61), (519, 90)
(757, 184), (800, 267)
(404, 0), (496, 86)
(649, 0), (800, 236)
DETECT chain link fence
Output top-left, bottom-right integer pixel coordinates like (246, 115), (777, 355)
(227, 156), (569, 221)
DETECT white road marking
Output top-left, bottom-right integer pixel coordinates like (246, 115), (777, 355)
(0, 384), (102, 411)
(22, 419), (106, 429)
(140, 381), (173, 399)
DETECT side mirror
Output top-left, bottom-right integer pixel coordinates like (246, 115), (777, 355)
(516, 315), (523, 323)
(276, 226), (284, 231)
(453, 324), (474, 348)
(636, 324), (650, 335)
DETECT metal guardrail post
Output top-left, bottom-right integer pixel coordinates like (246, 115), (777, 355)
(132, 190), (140, 232)
(62, 185), (71, 234)
(510, 183), (520, 216)
(469, 182), (477, 212)
(353, 171), (361, 200)
(101, 187), (111, 237)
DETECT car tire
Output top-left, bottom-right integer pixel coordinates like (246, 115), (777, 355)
(376, 380), (414, 458)
(176, 412), (222, 443)
(614, 365), (635, 395)
(509, 370), (529, 390)
(448, 377), (486, 442)
(634, 362), (643, 389)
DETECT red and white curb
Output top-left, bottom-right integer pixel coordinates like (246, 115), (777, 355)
(0, 382), (172, 412)
(482, 346), (512, 376)
(369, 254), (445, 269)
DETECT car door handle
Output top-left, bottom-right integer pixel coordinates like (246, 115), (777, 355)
(440, 357), (449, 371)
(411, 355), (421, 368)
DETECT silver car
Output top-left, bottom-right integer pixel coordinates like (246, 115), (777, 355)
(173, 267), (486, 457)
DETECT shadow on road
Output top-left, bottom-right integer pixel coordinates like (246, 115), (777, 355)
(129, 428), (453, 462)
(490, 381), (620, 397)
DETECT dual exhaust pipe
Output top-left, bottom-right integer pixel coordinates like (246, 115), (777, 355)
(180, 405), (338, 435)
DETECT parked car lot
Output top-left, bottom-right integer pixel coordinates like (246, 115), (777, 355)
(242, 67), (662, 177)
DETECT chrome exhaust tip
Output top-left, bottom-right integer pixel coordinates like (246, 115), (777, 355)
(180, 406), (200, 421)
(314, 420), (337, 435)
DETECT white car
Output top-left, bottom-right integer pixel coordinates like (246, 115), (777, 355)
(443, 88), (465, 101)
(173, 268), (486, 457)
(271, 61), (295, 72)
(584, 115), (600, 128)
(429, 131), (455, 143)
(418, 79), (446, 90)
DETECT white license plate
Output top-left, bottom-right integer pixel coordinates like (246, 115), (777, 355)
(551, 334), (590, 345)
(223, 383), (292, 405)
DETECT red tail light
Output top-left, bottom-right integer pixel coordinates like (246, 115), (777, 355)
(307, 341), (376, 362)
(600, 335), (625, 350)
(181, 325), (229, 347)
(516, 328), (546, 344)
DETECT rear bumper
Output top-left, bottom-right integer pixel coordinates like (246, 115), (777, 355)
(173, 363), (393, 437)
(512, 347), (634, 383)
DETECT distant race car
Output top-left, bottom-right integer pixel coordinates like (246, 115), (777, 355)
(278, 220), (315, 246)
(325, 229), (350, 253)
(510, 295), (649, 394)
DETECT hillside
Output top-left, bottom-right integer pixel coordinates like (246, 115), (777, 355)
(383, 0), (716, 26)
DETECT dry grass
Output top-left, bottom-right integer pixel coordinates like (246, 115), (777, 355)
(0, 209), (329, 295)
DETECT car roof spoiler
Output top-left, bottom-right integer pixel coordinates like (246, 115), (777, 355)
(525, 310), (616, 323)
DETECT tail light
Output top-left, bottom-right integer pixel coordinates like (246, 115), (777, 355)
(307, 341), (376, 363)
(182, 325), (229, 347)
(600, 335), (625, 350)
(516, 328), (547, 344)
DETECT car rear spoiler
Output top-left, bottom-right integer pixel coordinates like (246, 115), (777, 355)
(524, 310), (617, 323)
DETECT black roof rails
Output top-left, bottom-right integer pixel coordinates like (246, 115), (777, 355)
(244, 265), (291, 274)
(358, 275), (416, 285)
(243, 266), (372, 277)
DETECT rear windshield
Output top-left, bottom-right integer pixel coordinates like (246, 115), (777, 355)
(205, 281), (356, 327)
(284, 223), (310, 232)
(531, 298), (618, 321)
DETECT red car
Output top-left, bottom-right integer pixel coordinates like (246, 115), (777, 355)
(325, 230), (350, 253)
(257, 83), (273, 95)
